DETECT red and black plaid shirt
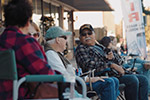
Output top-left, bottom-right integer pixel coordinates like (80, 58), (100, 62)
(0, 26), (55, 100)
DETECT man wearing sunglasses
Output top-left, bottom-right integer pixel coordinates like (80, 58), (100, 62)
(44, 26), (71, 74)
(75, 24), (121, 100)
(75, 24), (148, 100)
(44, 26), (90, 98)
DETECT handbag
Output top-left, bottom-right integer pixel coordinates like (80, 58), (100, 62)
(28, 82), (58, 99)
(28, 82), (71, 99)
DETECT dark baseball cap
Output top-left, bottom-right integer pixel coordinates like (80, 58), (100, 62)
(79, 24), (94, 34)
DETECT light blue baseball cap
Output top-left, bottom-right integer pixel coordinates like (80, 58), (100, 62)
(45, 26), (72, 40)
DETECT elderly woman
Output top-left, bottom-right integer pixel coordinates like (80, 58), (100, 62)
(28, 21), (45, 45)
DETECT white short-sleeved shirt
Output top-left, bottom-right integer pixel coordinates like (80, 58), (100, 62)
(46, 50), (69, 75)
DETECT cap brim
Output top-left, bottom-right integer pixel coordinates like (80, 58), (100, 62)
(62, 31), (72, 36)
(80, 28), (93, 34)
(84, 28), (92, 31)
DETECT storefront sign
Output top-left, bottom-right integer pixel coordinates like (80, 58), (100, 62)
(121, 0), (147, 58)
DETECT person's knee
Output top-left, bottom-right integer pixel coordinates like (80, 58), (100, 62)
(127, 75), (139, 86)
(106, 77), (117, 85)
(111, 77), (119, 85)
(140, 75), (148, 86)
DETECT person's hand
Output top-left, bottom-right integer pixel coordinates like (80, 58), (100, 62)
(106, 51), (114, 59)
(111, 63), (125, 75)
(91, 77), (105, 82)
(126, 67), (137, 71)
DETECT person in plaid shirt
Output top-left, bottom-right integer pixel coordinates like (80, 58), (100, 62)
(0, 0), (55, 100)
(75, 24), (148, 100)
(75, 24), (124, 75)
(75, 24), (124, 100)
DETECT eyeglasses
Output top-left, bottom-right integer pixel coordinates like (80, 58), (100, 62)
(59, 36), (67, 40)
(28, 32), (39, 37)
(80, 32), (93, 36)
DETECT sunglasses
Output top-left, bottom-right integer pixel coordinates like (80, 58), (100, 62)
(81, 32), (92, 36)
(28, 32), (40, 37)
(59, 36), (67, 40)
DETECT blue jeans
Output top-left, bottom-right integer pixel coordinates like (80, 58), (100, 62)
(123, 58), (150, 94)
(88, 77), (119, 100)
(118, 74), (148, 100)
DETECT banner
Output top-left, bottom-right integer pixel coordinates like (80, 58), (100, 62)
(121, 0), (147, 58)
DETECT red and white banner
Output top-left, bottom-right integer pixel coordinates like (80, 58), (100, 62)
(121, 0), (147, 58)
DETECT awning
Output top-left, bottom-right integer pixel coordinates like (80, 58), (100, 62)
(58, 0), (113, 11)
